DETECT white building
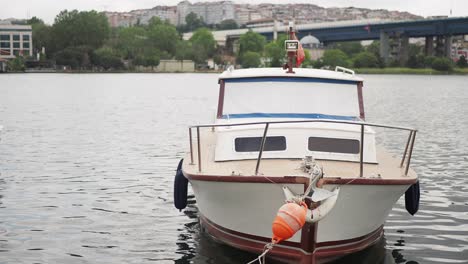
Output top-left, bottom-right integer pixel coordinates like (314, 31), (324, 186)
(177, 1), (235, 25)
(0, 25), (33, 59)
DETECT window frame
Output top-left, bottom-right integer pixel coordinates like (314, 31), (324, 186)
(234, 136), (287, 152)
(308, 136), (360, 154)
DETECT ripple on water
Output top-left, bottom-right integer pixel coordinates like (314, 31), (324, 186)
(0, 74), (467, 264)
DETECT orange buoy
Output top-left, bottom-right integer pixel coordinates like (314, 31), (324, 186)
(272, 202), (308, 243)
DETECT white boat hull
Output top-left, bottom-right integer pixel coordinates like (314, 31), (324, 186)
(187, 175), (413, 263)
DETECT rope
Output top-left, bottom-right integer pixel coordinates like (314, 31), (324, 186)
(246, 242), (275, 264)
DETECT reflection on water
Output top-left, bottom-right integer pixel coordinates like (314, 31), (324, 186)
(0, 74), (467, 264)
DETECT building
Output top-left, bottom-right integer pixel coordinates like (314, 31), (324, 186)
(105, 12), (137, 27)
(0, 25), (33, 59)
(138, 6), (177, 25)
(177, 1), (235, 25)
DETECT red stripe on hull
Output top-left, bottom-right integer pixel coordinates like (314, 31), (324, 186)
(184, 172), (416, 185)
(200, 215), (384, 264)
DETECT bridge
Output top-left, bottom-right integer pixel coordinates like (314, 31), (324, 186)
(183, 17), (468, 64)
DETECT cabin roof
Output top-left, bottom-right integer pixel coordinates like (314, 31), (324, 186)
(219, 68), (364, 82)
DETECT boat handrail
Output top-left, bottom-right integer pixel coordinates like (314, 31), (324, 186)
(335, 66), (355, 76)
(187, 119), (417, 178)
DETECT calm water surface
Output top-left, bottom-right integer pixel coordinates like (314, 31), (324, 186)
(0, 73), (467, 264)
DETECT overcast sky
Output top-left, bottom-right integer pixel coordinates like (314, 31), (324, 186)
(1, 0), (467, 24)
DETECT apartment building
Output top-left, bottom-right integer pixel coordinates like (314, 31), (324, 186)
(0, 25), (33, 59)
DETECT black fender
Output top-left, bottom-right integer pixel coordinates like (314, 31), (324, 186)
(405, 181), (420, 215)
(174, 159), (188, 211)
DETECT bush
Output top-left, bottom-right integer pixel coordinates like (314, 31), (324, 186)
(431, 57), (453, 71)
(241, 51), (261, 68)
(54, 46), (93, 69)
(7, 56), (25, 72)
(406, 54), (426, 68)
(353, 51), (379, 68)
(424, 56), (437, 68)
(92, 48), (124, 70)
(457, 55), (467, 68)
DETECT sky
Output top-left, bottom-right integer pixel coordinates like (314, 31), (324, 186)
(1, 0), (467, 24)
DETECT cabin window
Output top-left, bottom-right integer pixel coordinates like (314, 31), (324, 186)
(308, 137), (360, 154)
(235, 136), (286, 152)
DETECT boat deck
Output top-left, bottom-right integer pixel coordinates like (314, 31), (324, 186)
(183, 129), (417, 180)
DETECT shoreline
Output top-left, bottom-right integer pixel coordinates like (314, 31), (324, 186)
(2, 68), (468, 75)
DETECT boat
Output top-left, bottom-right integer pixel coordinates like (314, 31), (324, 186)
(173, 25), (420, 264)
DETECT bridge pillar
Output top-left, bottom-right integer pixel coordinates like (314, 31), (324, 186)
(435, 35), (453, 58)
(444, 35), (453, 58)
(425, 36), (434, 56)
(399, 35), (409, 66)
(435, 36), (444, 57)
(380, 31), (390, 63)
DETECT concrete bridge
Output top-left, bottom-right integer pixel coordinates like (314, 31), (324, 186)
(183, 17), (468, 64)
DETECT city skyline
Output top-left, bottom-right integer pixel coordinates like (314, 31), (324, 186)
(1, 0), (467, 24)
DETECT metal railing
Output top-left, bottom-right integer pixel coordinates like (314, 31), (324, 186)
(188, 119), (417, 177)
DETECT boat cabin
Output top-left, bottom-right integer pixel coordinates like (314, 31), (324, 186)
(213, 67), (377, 163)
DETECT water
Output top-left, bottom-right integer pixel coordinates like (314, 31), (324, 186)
(0, 73), (467, 264)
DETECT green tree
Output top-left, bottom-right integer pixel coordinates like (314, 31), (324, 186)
(217, 19), (238, 30)
(147, 20), (180, 56)
(301, 49), (312, 68)
(184, 12), (205, 32)
(175, 41), (193, 61)
(456, 55), (467, 68)
(115, 26), (148, 59)
(333, 41), (363, 57)
(92, 47), (124, 70)
(264, 34), (287, 67)
(239, 30), (266, 56)
(353, 51), (379, 68)
(52, 10), (110, 51)
(431, 57), (453, 71)
(241, 51), (261, 68)
(264, 41), (283, 67)
(28, 18), (52, 56)
(322, 49), (350, 68)
(54, 47), (86, 69)
(189, 28), (216, 64)
(366, 41), (380, 57)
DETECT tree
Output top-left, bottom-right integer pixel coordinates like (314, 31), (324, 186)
(54, 47), (87, 69)
(175, 41), (193, 61)
(114, 26), (148, 59)
(184, 12), (205, 32)
(52, 10), (110, 52)
(92, 47), (124, 70)
(241, 51), (261, 68)
(217, 19), (238, 30)
(366, 41), (380, 57)
(321, 49), (350, 68)
(28, 18), (52, 56)
(457, 55), (467, 68)
(301, 49), (312, 68)
(189, 28), (216, 64)
(264, 41), (283, 67)
(238, 30), (266, 56)
(333, 41), (363, 57)
(353, 51), (379, 68)
(147, 20), (180, 56)
(431, 57), (453, 71)
(264, 34), (287, 67)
